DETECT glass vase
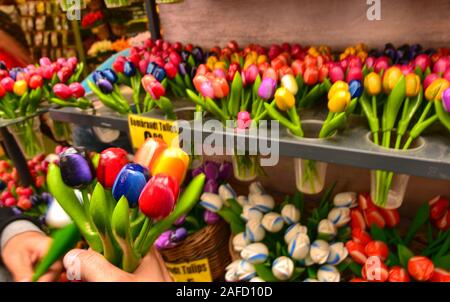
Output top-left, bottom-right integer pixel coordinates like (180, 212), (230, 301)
(294, 158), (328, 194)
(231, 154), (261, 182)
(370, 171), (410, 209)
(8, 117), (45, 159)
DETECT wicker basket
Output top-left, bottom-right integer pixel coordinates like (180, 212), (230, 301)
(160, 220), (231, 281)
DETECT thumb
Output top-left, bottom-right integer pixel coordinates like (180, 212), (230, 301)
(63, 249), (131, 282)
(8, 255), (34, 282)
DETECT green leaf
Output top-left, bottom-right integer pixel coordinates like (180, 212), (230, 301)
(349, 261), (362, 277)
(307, 267), (317, 279)
(435, 100), (450, 133)
(397, 244), (415, 268)
(254, 264), (278, 282)
(370, 224), (387, 243)
(404, 203), (430, 245)
(290, 267), (305, 281)
(432, 254), (450, 270)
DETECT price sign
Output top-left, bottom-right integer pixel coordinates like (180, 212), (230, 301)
(128, 114), (179, 149)
(164, 258), (213, 282)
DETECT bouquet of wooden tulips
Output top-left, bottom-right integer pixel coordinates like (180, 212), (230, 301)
(87, 39), (205, 118)
(346, 193), (450, 282)
(199, 181), (357, 282)
(33, 138), (205, 280)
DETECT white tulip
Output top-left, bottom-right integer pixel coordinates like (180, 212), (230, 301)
(249, 277), (265, 282)
(232, 232), (250, 252)
(261, 212), (284, 233)
(241, 243), (269, 264)
(241, 205), (263, 222)
(225, 268), (239, 282)
(281, 204), (301, 225)
(250, 194), (275, 213)
(245, 219), (266, 242)
(317, 265), (340, 282)
(249, 181), (265, 195)
(328, 207), (351, 228)
(272, 256), (294, 281)
(303, 278), (319, 282)
(219, 183), (237, 204)
(236, 195), (249, 207)
(226, 260), (241, 271)
(284, 223), (308, 244)
(310, 240), (330, 264)
(45, 197), (72, 228)
(333, 192), (357, 208)
(236, 260), (256, 281)
(317, 219), (337, 241)
(199, 193), (224, 212)
(327, 242), (348, 265)
(299, 253), (315, 267)
(288, 233), (310, 260)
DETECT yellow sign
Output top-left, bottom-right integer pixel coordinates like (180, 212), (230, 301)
(165, 258), (213, 282)
(128, 114), (179, 149)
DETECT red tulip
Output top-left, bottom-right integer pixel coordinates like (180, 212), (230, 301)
(364, 208), (386, 229)
(39, 66), (53, 80)
(97, 147), (129, 189)
(318, 65), (329, 82)
(172, 42), (182, 52)
(138, 174), (179, 220)
(346, 67), (363, 83)
(164, 62), (177, 79)
(169, 51), (182, 66)
(139, 60), (149, 75)
(211, 77), (229, 98)
(53, 83), (72, 99)
(434, 211), (448, 230)
(414, 54), (431, 72)
(278, 66), (294, 79)
(378, 208), (400, 227)
(444, 69), (450, 82)
(351, 208), (366, 230)
(374, 56), (390, 73)
(28, 74), (43, 89)
(352, 228), (371, 246)
(1, 77), (14, 92)
(243, 64), (259, 86)
(268, 45), (282, 61)
(388, 266), (410, 282)
(227, 63), (240, 82)
(291, 60), (305, 76)
(142, 75), (165, 99)
(408, 256), (434, 281)
(345, 240), (367, 265)
(358, 193), (376, 210)
(303, 67), (319, 85)
(428, 196), (449, 221)
(57, 66), (72, 83)
(400, 64), (414, 75)
(271, 56), (285, 71)
(305, 55), (317, 68)
(362, 258), (388, 282)
(348, 56), (362, 69)
(365, 240), (388, 261)
(329, 64), (344, 83)
(69, 83), (85, 98)
(0, 84), (5, 98)
(430, 268), (450, 282)
(113, 56), (127, 73)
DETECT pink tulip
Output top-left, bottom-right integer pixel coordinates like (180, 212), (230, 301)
(139, 60), (149, 75)
(400, 64), (414, 75)
(53, 83), (72, 99)
(423, 73), (440, 90)
(69, 83), (85, 98)
(0, 77), (14, 92)
(348, 56), (362, 68)
(39, 57), (52, 66)
(200, 80), (215, 98)
(433, 57), (450, 75)
(346, 67), (363, 83)
(237, 111), (251, 129)
(329, 65), (345, 83)
(340, 58), (349, 71)
(243, 64), (259, 86)
(213, 68), (226, 79)
(444, 69), (450, 82)
(365, 57), (376, 69)
(374, 56), (390, 73)
(414, 54), (431, 72)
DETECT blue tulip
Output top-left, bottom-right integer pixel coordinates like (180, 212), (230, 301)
(349, 80), (363, 98)
(102, 68), (118, 84)
(146, 62), (158, 75)
(112, 163), (149, 207)
(152, 67), (166, 82)
(96, 78), (113, 94)
(59, 147), (95, 189)
(93, 70), (105, 83)
(123, 61), (136, 77)
(9, 67), (23, 80)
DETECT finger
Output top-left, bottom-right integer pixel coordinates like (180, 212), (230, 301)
(152, 247), (172, 281)
(63, 249), (131, 282)
(37, 261), (64, 282)
(7, 253), (34, 282)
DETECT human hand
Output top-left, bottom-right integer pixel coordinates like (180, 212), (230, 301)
(63, 246), (172, 282)
(2, 231), (63, 282)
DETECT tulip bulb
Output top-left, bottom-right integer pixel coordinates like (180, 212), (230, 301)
(261, 212), (284, 233)
(272, 256), (294, 281)
(284, 223), (308, 244)
(241, 243), (269, 264)
(232, 232), (250, 252)
(317, 265), (340, 282)
(310, 240), (330, 264)
(288, 233), (310, 260)
(281, 204), (301, 225)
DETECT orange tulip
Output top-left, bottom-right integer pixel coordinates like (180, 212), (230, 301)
(405, 73), (421, 97)
(133, 138), (167, 171)
(151, 147), (189, 185)
(383, 67), (403, 94)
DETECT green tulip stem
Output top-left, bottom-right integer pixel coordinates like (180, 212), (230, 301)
(81, 189), (90, 215)
(371, 96), (379, 145)
(134, 217), (151, 252)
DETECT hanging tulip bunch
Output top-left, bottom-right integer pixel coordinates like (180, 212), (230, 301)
(154, 160), (233, 250)
(221, 183), (355, 282)
(346, 195), (450, 282)
(41, 138), (205, 276)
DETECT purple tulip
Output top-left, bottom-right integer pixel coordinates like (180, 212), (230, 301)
(173, 214), (186, 227)
(41, 192), (53, 204)
(258, 77), (276, 100)
(443, 88), (450, 113)
(204, 210), (220, 225)
(97, 78), (114, 94)
(170, 227), (188, 243)
(204, 161), (219, 180)
(12, 207), (22, 215)
(155, 230), (176, 250)
(204, 179), (219, 193)
(59, 147), (95, 189)
(218, 161), (232, 181)
(191, 166), (204, 178)
(178, 63), (188, 77)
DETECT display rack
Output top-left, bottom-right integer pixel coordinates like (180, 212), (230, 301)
(48, 97), (450, 181)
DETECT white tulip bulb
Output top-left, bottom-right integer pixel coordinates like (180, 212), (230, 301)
(219, 183), (237, 204)
(250, 194), (275, 213)
(317, 265), (340, 282)
(261, 212), (284, 233)
(241, 205), (263, 222)
(328, 207), (351, 228)
(333, 192), (357, 208)
(288, 233), (310, 260)
(327, 242), (348, 265)
(236, 260), (256, 281)
(232, 232), (250, 252)
(241, 243), (269, 264)
(245, 219), (266, 242)
(199, 193), (224, 212)
(310, 240), (330, 264)
(272, 256), (294, 281)
(236, 195), (249, 207)
(284, 223), (308, 244)
(317, 219), (337, 241)
(281, 204), (301, 225)
(249, 181), (265, 195)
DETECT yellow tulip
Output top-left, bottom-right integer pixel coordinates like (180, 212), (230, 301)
(383, 67), (403, 94)
(257, 55), (268, 65)
(151, 147), (190, 185)
(206, 56), (218, 70)
(405, 73), (421, 97)
(364, 72), (382, 96)
(230, 53), (241, 64)
(214, 61), (227, 72)
(13, 80), (27, 96)
(281, 74), (298, 96)
(328, 89), (351, 113)
(274, 87), (295, 111)
(425, 78), (450, 101)
(328, 81), (349, 100)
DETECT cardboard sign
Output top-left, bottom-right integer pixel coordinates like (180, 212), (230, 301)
(165, 258), (213, 282)
(128, 114), (179, 149)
